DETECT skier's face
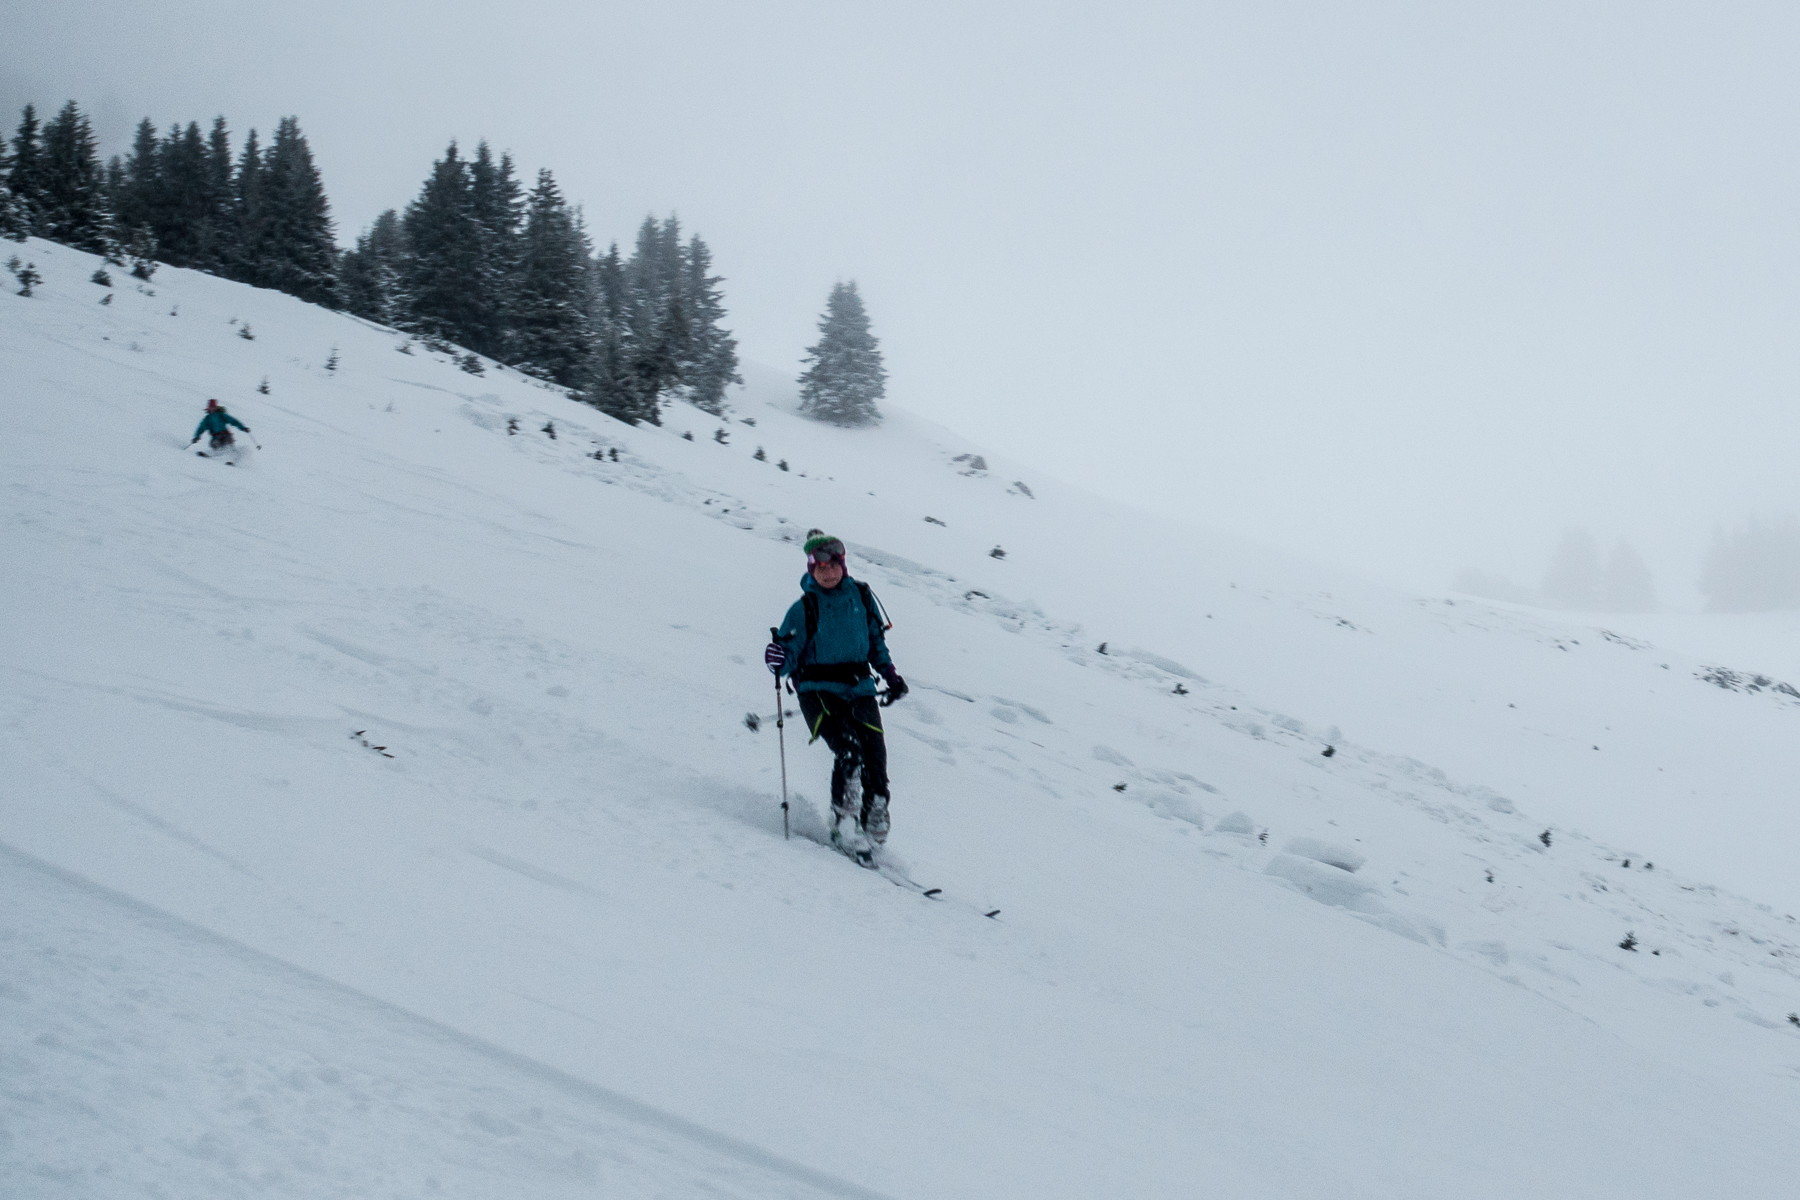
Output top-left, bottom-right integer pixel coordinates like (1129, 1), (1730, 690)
(810, 557), (845, 589)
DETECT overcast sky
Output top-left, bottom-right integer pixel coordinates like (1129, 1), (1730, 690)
(9, 1), (1798, 601)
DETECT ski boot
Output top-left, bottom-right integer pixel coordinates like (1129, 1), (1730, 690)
(862, 792), (890, 845)
(830, 805), (874, 865)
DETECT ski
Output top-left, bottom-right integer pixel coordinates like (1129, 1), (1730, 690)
(875, 860), (943, 899)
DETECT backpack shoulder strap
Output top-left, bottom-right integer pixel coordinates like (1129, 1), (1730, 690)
(802, 591), (819, 656)
(857, 581), (892, 632)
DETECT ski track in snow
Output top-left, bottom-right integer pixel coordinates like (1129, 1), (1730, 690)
(0, 844), (892, 1200)
(5, 239), (1800, 1197)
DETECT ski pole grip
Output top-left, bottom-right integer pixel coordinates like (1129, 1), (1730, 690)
(770, 626), (780, 640)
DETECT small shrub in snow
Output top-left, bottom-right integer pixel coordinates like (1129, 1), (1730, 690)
(1788, 1013), (1798, 1027)
(754, 446), (766, 461)
(9, 257), (40, 296)
(924, 515), (944, 525)
(740, 417), (756, 426)
(542, 421), (556, 440)
(238, 323), (255, 340)
(1540, 829), (1553, 848)
(325, 347), (339, 372)
(990, 545), (1007, 559)
(682, 431), (694, 441)
(125, 226), (158, 280)
(610, 447), (619, 462)
(99, 293), (112, 305)
(90, 268), (111, 286)
(1618, 932), (1638, 951)
(257, 377), (270, 394)
(778, 459), (789, 471)
(1173, 683), (1188, 695)
(507, 418), (519, 435)
(1112, 783), (1127, 792)
(714, 428), (729, 444)
(396, 341), (414, 355)
(459, 353), (484, 375)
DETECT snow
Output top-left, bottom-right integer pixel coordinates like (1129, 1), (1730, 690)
(4, 239), (1798, 1197)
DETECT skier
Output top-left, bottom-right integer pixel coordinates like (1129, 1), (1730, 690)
(766, 531), (908, 860)
(190, 399), (250, 454)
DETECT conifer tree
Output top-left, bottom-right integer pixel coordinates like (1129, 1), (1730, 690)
(8, 105), (47, 234)
(467, 141), (523, 357)
(228, 127), (265, 282)
(242, 116), (336, 305)
(0, 131), (25, 241)
(509, 169), (592, 386)
(201, 117), (235, 269)
(402, 142), (486, 348)
(584, 323), (658, 425)
(798, 281), (886, 426)
(38, 101), (116, 254)
(339, 209), (407, 326)
(590, 241), (627, 336)
(680, 234), (741, 415)
(155, 121), (213, 267)
(112, 118), (162, 239)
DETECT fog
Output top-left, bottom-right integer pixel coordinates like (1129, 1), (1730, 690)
(10, 1), (1798, 602)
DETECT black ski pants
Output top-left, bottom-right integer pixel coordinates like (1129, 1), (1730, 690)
(797, 691), (888, 817)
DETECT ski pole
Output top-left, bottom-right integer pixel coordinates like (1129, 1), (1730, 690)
(771, 626), (790, 839)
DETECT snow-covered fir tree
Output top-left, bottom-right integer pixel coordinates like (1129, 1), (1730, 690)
(508, 170), (591, 387)
(338, 209), (407, 326)
(680, 234), (741, 415)
(237, 117), (336, 306)
(467, 141), (523, 359)
(7, 105), (46, 236)
(230, 127), (264, 278)
(0, 130), (26, 241)
(402, 143), (488, 349)
(38, 101), (116, 255)
(798, 280), (885, 426)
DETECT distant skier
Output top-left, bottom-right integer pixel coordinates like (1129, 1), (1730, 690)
(765, 530), (907, 861)
(190, 399), (250, 454)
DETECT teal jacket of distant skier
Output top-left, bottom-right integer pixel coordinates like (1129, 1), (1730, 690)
(193, 409), (248, 439)
(774, 573), (891, 697)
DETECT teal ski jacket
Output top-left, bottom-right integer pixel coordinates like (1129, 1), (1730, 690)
(193, 409), (249, 439)
(773, 573), (892, 697)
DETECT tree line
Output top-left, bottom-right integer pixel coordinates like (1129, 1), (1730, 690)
(3, 99), (888, 428)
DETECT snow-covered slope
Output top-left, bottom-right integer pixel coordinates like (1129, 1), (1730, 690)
(5, 240), (1797, 1198)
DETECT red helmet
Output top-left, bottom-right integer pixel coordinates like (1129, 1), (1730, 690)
(205, 399), (221, 411)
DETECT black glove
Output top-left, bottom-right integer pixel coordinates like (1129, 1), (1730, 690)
(878, 665), (908, 705)
(764, 640), (787, 675)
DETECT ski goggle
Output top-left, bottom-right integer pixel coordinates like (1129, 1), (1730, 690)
(807, 543), (846, 567)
